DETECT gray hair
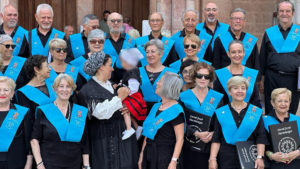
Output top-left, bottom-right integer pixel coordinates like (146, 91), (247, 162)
(144, 39), (164, 55)
(149, 12), (164, 21)
(82, 14), (99, 25)
(0, 34), (13, 44)
(87, 29), (105, 42)
(64, 25), (73, 31)
(160, 72), (183, 100)
(277, 1), (295, 12)
(36, 3), (54, 17)
(228, 40), (245, 52)
(181, 9), (199, 22)
(230, 8), (246, 18)
(227, 76), (249, 91)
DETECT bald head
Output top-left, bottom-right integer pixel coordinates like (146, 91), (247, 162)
(204, 2), (219, 23)
(1, 5), (18, 28)
(107, 12), (124, 34)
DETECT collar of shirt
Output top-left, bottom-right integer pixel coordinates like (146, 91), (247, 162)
(278, 24), (292, 32)
(106, 32), (126, 40)
(179, 28), (200, 37)
(81, 31), (87, 39)
(0, 24), (19, 37)
(268, 109), (290, 123)
(228, 27), (245, 40)
(92, 76), (115, 94)
(203, 20), (220, 31)
(148, 32), (163, 40)
(37, 25), (53, 37)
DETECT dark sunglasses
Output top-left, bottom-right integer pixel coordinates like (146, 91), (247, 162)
(0, 44), (16, 49)
(110, 19), (122, 23)
(54, 48), (67, 53)
(184, 44), (197, 49)
(90, 39), (104, 44)
(195, 73), (210, 80)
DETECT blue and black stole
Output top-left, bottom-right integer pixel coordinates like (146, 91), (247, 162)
(0, 56), (26, 82)
(171, 30), (212, 59)
(136, 35), (175, 66)
(266, 24), (300, 53)
(196, 22), (229, 50)
(103, 33), (136, 68)
(215, 104), (262, 145)
(0, 104), (28, 152)
(30, 28), (65, 56)
(143, 103), (184, 140)
(215, 67), (258, 102)
(180, 89), (223, 117)
(46, 64), (79, 85)
(139, 67), (175, 103)
(12, 26), (28, 56)
(219, 30), (257, 65)
(17, 82), (56, 106)
(263, 114), (300, 136)
(69, 33), (85, 59)
(70, 56), (91, 81)
(39, 103), (88, 142)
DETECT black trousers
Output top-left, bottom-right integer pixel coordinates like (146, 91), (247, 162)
(264, 69), (300, 114)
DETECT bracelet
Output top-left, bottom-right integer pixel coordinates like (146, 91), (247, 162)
(36, 161), (43, 167)
(171, 157), (178, 162)
(266, 151), (273, 160)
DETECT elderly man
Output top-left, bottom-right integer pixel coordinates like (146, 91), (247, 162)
(136, 12), (178, 67)
(67, 14), (99, 61)
(171, 9), (212, 62)
(260, 1), (300, 114)
(0, 34), (28, 89)
(28, 3), (65, 58)
(0, 4), (29, 58)
(64, 25), (74, 40)
(212, 8), (259, 71)
(104, 12), (136, 83)
(196, 2), (229, 53)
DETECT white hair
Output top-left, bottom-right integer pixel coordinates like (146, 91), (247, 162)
(181, 9), (199, 22)
(36, 3), (54, 17)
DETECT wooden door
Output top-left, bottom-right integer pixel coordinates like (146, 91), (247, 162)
(94, 0), (149, 34)
(18, 0), (77, 31)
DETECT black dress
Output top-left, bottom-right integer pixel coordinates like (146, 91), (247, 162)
(0, 104), (30, 169)
(31, 103), (89, 169)
(142, 110), (185, 169)
(212, 104), (268, 169)
(77, 78), (139, 169)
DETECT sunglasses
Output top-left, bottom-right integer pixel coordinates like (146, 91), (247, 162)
(195, 73), (210, 80)
(110, 19), (122, 23)
(54, 48), (67, 53)
(0, 44), (16, 49)
(184, 44), (197, 49)
(90, 39), (104, 44)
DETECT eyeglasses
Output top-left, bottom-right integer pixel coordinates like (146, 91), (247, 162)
(0, 44), (16, 49)
(195, 73), (210, 80)
(88, 25), (100, 29)
(204, 8), (218, 12)
(230, 17), (245, 21)
(184, 44), (197, 49)
(90, 39), (104, 44)
(110, 19), (122, 23)
(182, 69), (192, 75)
(54, 48), (67, 53)
(149, 19), (162, 23)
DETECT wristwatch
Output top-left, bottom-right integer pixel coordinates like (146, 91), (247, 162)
(171, 157), (178, 163)
(257, 155), (264, 159)
(83, 165), (91, 169)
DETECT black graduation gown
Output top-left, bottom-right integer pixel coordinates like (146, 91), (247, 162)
(2, 63), (29, 90)
(212, 104), (268, 169)
(77, 78), (138, 169)
(0, 104), (30, 169)
(259, 25), (300, 115)
(31, 103), (89, 169)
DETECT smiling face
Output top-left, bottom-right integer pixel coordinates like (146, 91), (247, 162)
(277, 2), (294, 25)
(107, 13), (123, 33)
(271, 93), (290, 115)
(204, 3), (218, 23)
(228, 43), (244, 65)
(182, 65), (194, 84)
(35, 9), (53, 30)
(195, 68), (210, 88)
(51, 45), (67, 62)
(229, 84), (247, 102)
(184, 38), (200, 58)
(2, 5), (18, 28)
(146, 45), (162, 65)
(230, 11), (246, 32)
(89, 38), (104, 52)
(55, 78), (73, 101)
(0, 40), (14, 60)
(183, 11), (197, 34)
(0, 82), (14, 104)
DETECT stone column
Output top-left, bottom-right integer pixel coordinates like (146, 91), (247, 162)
(294, 0), (300, 24)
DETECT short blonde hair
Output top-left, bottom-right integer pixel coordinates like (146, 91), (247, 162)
(49, 38), (67, 50)
(271, 88), (292, 103)
(0, 76), (16, 91)
(227, 76), (249, 91)
(128, 29), (140, 39)
(53, 74), (77, 91)
(183, 33), (201, 47)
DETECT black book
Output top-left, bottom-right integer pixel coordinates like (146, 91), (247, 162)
(185, 109), (211, 152)
(236, 141), (270, 169)
(269, 121), (300, 154)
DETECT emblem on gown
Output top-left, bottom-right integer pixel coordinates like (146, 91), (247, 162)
(155, 118), (163, 125)
(54, 33), (58, 38)
(77, 110), (82, 118)
(252, 106), (256, 113)
(13, 62), (18, 68)
(13, 112), (19, 119)
(209, 97), (215, 104)
(165, 40), (168, 45)
(71, 66), (75, 72)
(16, 37), (20, 44)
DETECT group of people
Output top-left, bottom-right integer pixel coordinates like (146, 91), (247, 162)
(0, 0), (299, 169)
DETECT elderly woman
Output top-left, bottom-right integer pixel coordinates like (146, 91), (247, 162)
(0, 76), (31, 169)
(0, 34), (28, 89)
(70, 29), (105, 81)
(77, 51), (138, 169)
(139, 39), (176, 111)
(138, 72), (185, 169)
(47, 38), (84, 91)
(179, 62), (223, 169)
(214, 40), (261, 107)
(169, 33), (211, 73)
(179, 59), (196, 91)
(263, 88), (300, 169)
(31, 74), (89, 169)
(209, 76), (267, 169)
